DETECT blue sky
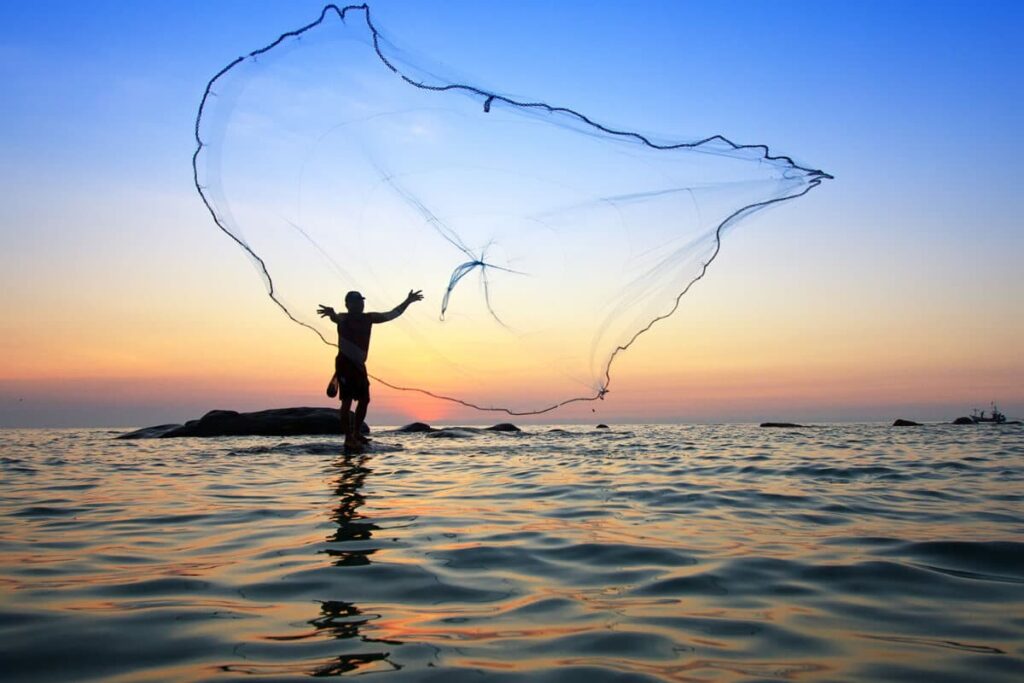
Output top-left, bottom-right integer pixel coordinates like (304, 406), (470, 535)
(3, 0), (1020, 205)
(1, 1), (1021, 426)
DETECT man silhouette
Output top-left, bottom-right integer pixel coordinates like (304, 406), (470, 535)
(318, 289), (423, 450)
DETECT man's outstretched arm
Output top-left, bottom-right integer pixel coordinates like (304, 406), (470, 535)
(370, 290), (423, 323)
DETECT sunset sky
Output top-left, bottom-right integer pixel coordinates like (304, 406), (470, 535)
(2, 0), (1021, 427)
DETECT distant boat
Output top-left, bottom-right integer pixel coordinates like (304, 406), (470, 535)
(971, 403), (1007, 424)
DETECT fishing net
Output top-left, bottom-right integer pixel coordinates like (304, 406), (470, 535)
(194, 4), (830, 414)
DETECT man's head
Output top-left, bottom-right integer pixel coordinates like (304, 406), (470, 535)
(345, 290), (365, 313)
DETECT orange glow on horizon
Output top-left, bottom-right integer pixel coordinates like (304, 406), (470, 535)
(4, 241), (1022, 425)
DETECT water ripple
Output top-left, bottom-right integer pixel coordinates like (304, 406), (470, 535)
(0, 424), (1022, 681)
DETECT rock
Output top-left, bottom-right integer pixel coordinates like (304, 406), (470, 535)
(596, 424), (609, 429)
(760, 422), (804, 428)
(426, 428), (477, 439)
(892, 419), (921, 427)
(119, 407), (368, 439)
(118, 423), (182, 439)
(952, 416), (975, 425)
(486, 423), (521, 432)
(397, 422), (434, 433)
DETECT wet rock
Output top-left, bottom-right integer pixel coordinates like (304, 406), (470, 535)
(118, 423), (182, 439)
(760, 422), (804, 428)
(487, 423), (521, 432)
(426, 428), (477, 439)
(892, 419), (921, 427)
(397, 422), (434, 433)
(596, 424), (610, 429)
(119, 407), (367, 439)
(952, 416), (975, 425)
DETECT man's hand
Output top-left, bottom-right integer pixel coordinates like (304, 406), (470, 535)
(317, 305), (336, 318)
(406, 290), (424, 304)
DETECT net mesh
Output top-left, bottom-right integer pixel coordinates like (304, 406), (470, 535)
(193, 4), (831, 414)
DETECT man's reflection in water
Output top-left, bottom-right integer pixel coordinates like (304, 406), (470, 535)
(311, 452), (402, 675)
(323, 452), (379, 565)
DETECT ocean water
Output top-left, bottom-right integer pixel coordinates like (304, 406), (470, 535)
(1, 424), (1022, 682)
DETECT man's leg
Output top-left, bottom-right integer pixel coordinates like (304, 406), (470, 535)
(340, 397), (352, 436)
(353, 395), (369, 440)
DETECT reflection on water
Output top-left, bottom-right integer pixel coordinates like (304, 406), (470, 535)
(323, 454), (379, 567)
(226, 451), (403, 677)
(0, 424), (1023, 681)
(315, 454), (400, 674)
(229, 599), (400, 677)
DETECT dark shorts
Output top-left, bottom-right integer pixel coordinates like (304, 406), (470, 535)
(335, 355), (370, 402)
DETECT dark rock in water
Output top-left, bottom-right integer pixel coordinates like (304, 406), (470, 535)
(119, 407), (368, 439)
(760, 422), (804, 428)
(596, 424), (610, 429)
(426, 428), (477, 439)
(119, 423), (182, 439)
(397, 422), (434, 433)
(952, 416), (975, 425)
(487, 423), (521, 432)
(892, 419), (921, 427)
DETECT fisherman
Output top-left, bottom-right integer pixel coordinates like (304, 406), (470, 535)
(317, 289), (423, 450)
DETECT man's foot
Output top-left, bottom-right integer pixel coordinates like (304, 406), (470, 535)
(343, 436), (364, 453)
(357, 433), (371, 445)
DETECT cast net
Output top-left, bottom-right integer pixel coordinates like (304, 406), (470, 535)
(193, 4), (830, 414)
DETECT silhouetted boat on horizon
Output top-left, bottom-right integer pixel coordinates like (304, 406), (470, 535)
(971, 403), (1007, 424)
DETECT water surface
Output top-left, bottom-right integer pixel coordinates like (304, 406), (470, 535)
(2, 424), (1022, 681)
